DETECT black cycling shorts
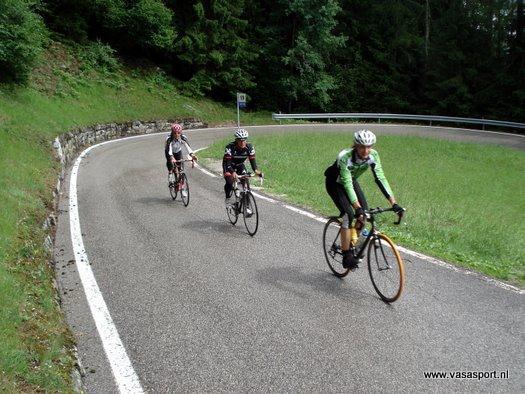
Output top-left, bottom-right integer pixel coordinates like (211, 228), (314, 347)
(325, 176), (368, 220)
(166, 150), (183, 171)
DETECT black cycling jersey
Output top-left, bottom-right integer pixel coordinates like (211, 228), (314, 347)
(222, 141), (257, 173)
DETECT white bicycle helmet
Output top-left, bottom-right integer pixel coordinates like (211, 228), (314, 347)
(354, 129), (376, 146)
(235, 128), (249, 139)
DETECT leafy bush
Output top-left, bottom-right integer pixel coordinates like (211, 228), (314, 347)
(78, 41), (119, 72)
(127, 0), (175, 52)
(0, 0), (48, 83)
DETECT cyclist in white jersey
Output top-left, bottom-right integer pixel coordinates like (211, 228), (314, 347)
(165, 123), (197, 177)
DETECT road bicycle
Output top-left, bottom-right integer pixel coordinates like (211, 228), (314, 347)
(168, 159), (194, 207)
(322, 207), (406, 303)
(226, 173), (263, 236)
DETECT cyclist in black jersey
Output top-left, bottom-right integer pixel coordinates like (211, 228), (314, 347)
(325, 129), (404, 270)
(223, 128), (262, 206)
(165, 123), (197, 176)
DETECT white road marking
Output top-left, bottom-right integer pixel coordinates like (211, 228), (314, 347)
(70, 140), (149, 393)
(193, 147), (218, 177)
(251, 192), (277, 203)
(194, 164), (217, 178)
(397, 246), (524, 294)
(283, 204), (320, 219)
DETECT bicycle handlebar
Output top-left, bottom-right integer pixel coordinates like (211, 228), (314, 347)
(236, 172), (263, 178)
(173, 158), (195, 168)
(365, 207), (406, 225)
(235, 172), (265, 186)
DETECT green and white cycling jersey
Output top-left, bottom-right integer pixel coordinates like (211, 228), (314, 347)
(335, 148), (393, 204)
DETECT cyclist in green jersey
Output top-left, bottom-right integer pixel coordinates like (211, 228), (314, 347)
(324, 129), (404, 269)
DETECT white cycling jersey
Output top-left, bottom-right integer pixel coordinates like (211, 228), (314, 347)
(166, 134), (194, 156)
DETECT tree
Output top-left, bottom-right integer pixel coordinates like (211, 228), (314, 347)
(127, 0), (175, 54)
(171, 0), (256, 99)
(248, 0), (344, 111)
(331, 0), (425, 113)
(0, 0), (48, 83)
(42, 0), (175, 55)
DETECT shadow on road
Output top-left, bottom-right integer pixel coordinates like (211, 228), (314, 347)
(254, 265), (387, 308)
(179, 219), (240, 234)
(135, 196), (179, 207)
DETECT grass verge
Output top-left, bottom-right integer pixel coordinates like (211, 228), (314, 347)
(200, 132), (525, 287)
(0, 40), (271, 391)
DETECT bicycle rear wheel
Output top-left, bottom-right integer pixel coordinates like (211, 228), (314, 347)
(322, 217), (349, 277)
(168, 172), (177, 200)
(180, 173), (190, 206)
(367, 233), (405, 302)
(242, 191), (259, 236)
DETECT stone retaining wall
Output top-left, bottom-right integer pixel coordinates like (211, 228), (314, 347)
(53, 118), (206, 166)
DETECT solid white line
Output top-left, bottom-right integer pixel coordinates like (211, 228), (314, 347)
(283, 204), (319, 219)
(70, 144), (144, 393)
(251, 192), (277, 203)
(194, 164), (217, 178)
(192, 147), (218, 177)
(397, 246), (525, 294)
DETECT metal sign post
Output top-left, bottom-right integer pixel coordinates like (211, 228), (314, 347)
(236, 92), (246, 127)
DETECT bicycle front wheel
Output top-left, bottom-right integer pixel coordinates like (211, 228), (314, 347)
(367, 233), (405, 303)
(322, 217), (349, 277)
(180, 173), (190, 206)
(242, 191), (259, 236)
(226, 196), (239, 225)
(168, 173), (177, 200)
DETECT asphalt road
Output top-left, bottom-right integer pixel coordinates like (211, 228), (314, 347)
(54, 124), (524, 393)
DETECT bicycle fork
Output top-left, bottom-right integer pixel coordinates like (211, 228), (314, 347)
(371, 237), (391, 271)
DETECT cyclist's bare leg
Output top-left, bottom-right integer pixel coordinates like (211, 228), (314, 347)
(341, 229), (351, 252)
(340, 213), (351, 251)
(340, 213), (359, 269)
(224, 172), (235, 198)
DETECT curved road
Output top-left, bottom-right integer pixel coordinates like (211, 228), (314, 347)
(54, 124), (524, 392)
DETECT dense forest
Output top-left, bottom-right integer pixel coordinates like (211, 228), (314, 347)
(1, 0), (523, 121)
